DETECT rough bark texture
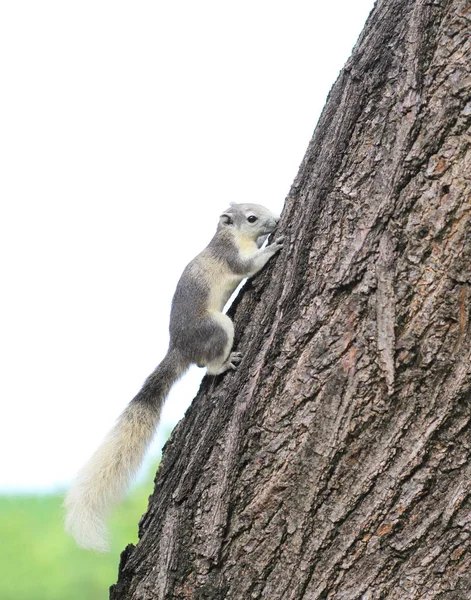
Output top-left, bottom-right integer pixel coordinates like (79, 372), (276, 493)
(111, 0), (471, 598)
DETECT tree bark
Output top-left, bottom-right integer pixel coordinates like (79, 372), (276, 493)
(111, 0), (471, 598)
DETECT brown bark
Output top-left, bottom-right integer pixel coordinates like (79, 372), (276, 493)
(111, 0), (471, 598)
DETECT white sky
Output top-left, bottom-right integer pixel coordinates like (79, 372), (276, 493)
(0, 1), (375, 492)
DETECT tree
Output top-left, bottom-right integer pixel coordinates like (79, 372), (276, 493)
(111, 0), (471, 597)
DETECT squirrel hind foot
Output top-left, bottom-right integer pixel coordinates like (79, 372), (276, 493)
(207, 351), (243, 375)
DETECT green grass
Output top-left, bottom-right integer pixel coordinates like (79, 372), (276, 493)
(0, 467), (157, 600)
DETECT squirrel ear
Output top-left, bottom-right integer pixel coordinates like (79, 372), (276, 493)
(220, 213), (234, 226)
(229, 201), (238, 207)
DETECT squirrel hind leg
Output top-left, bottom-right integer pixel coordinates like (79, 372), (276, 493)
(199, 313), (236, 375)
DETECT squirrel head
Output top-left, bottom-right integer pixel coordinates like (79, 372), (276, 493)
(218, 203), (280, 241)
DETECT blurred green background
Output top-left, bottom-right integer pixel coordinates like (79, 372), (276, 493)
(0, 464), (157, 600)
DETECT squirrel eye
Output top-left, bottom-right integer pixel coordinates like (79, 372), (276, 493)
(247, 215), (258, 223)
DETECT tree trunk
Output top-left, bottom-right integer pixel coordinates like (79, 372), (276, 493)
(111, 0), (471, 598)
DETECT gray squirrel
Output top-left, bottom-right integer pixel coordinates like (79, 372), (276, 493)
(64, 202), (283, 551)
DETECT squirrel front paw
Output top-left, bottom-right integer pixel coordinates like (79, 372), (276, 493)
(271, 235), (285, 252)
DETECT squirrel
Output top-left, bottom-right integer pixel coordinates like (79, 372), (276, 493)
(64, 202), (284, 551)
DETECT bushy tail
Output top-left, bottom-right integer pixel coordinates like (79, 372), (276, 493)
(64, 349), (188, 552)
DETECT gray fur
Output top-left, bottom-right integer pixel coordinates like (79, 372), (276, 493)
(64, 203), (283, 551)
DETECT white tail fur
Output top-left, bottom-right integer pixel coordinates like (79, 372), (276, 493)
(64, 403), (157, 551)
(64, 350), (188, 551)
